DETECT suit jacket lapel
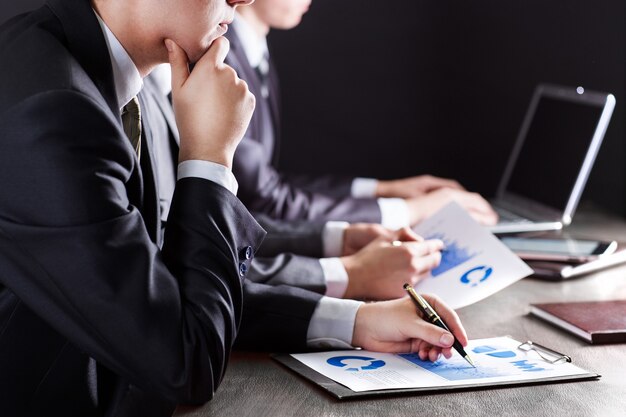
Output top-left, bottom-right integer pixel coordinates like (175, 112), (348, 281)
(266, 53), (281, 144)
(267, 54), (281, 167)
(226, 30), (279, 162)
(47, 0), (119, 118)
(47, 0), (160, 241)
(227, 31), (266, 139)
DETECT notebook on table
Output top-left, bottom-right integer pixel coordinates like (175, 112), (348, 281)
(530, 300), (626, 344)
(489, 84), (615, 234)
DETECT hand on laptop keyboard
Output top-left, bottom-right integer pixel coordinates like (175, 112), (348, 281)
(406, 188), (499, 226)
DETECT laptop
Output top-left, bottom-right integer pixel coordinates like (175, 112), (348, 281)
(489, 84), (615, 234)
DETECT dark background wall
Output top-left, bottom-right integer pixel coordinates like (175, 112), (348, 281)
(2, 1), (625, 216)
(270, 0), (626, 216)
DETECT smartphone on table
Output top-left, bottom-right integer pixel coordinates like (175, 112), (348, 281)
(500, 237), (617, 263)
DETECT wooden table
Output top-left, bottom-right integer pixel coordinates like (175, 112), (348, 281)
(176, 207), (626, 417)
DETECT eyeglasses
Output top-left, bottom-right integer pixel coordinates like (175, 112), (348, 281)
(518, 341), (572, 364)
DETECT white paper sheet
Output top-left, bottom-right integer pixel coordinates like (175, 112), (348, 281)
(412, 202), (533, 308)
(291, 337), (590, 392)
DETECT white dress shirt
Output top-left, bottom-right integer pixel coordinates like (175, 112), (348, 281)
(94, 13), (143, 111)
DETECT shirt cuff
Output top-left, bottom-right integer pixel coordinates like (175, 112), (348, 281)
(177, 160), (239, 195)
(307, 297), (363, 349)
(378, 198), (411, 229)
(319, 257), (349, 298)
(322, 221), (349, 257)
(351, 177), (378, 198)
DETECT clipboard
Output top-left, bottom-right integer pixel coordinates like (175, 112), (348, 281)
(272, 337), (599, 400)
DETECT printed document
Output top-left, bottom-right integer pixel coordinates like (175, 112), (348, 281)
(291, 337), (589, 392)
(413, 203), (533, 308)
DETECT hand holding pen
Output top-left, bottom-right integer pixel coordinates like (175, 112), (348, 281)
(351, 291), (469, 363)
(404, 284), (475, 367)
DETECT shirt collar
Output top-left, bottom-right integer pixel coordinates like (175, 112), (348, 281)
(149, 64), (173, 96)
(93, 10), (143, 112)
(232, 14), (269, 68)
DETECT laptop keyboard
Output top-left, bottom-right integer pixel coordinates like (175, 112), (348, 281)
(495, 206), (532, 224)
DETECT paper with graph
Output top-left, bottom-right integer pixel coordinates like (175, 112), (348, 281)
(290, 337), (591, 392)
(412, 202), (533, 308)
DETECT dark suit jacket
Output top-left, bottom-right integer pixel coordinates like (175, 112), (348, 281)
(0, 1), (320, 416)
(226, 27), (383, 223)
(142, 74), (328, 295)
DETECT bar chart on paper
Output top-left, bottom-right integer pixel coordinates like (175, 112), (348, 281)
(399, 341), (551, 381)
(427, 233), (479, 277)
(412, 203), (533, 308)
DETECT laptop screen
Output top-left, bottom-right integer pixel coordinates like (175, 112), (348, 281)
(505, 96), (605, 211)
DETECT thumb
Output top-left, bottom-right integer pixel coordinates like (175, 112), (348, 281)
(165, 39), (190, 94)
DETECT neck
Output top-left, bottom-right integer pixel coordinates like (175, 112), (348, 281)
(92, 0), (164, 77)
(236, 8), (270, 37)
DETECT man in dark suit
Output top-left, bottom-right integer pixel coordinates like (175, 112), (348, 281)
(227, 1), (499, 229)
(0, 1), (470, 416)
(0, 0), (272, 415)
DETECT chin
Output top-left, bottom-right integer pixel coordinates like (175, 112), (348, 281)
(276, 17), (303, 30)
(188, 40), (215, 64)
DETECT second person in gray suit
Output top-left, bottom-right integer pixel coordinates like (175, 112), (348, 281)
(227, 0), (499, 229)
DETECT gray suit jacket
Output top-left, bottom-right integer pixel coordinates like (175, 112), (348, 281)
(141, 74), (329, 296)
(225, 26), (383, 223)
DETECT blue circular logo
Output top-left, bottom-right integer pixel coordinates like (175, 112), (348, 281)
(460, 265), (493, 287)
(326, 356), (386, 371)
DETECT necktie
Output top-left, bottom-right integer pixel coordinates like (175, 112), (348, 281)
(255, 52), (270, 99)
(121, 96), (142, 159)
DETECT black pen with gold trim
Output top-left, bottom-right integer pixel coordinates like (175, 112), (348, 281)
(403, 283), (475, 368)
